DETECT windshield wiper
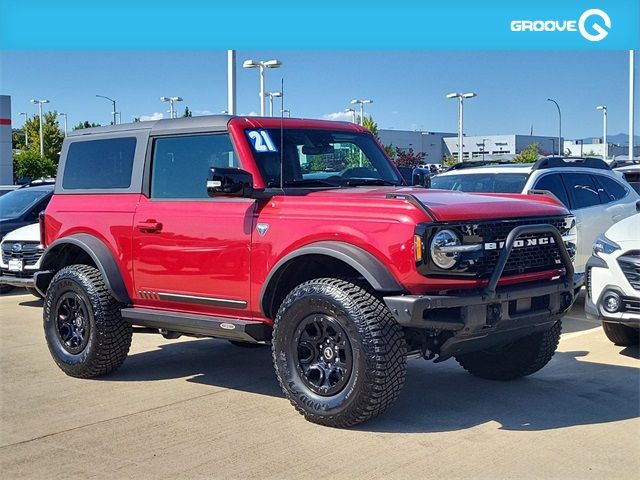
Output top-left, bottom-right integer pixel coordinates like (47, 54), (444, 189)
(267, 179), (341, 188)
(345, 178), (400, 186)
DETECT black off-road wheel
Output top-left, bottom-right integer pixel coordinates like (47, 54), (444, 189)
(602, 322), (639, 346)
(455, 321), (562, 381)
(272, 278), (407, 428)
(43, 265), (132, 378)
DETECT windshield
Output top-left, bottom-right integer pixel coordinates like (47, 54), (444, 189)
(431, 172), (529, 193)
(0, 188), (50, 219)
(246, 128), (402, 188)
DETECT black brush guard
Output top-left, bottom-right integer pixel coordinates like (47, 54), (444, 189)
(384, 224), (576, 361)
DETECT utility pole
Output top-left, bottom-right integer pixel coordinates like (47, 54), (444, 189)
(227, 50), (236, 115)
(630, 50), (635, 159)
(30, 99), (49, 156)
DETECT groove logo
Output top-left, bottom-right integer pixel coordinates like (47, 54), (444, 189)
(510, 9), (611, 42)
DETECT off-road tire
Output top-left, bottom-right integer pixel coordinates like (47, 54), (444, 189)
(455, 321), (562, 381)
(26, 287), (43, 299)
(272, 278), (407, 428)
(43, 265), (132, 378)
(0, 284), (15, 294)
(602, 322), (639, 346)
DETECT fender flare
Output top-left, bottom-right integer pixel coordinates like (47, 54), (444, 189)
(260, 241), (403, 316)
(37, 234), (131, 304)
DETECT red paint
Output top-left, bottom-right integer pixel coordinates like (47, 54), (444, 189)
(0, 118), (11, 125)
(45, 118), (571, 323)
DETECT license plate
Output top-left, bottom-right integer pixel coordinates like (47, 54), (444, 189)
(8, 259), (23, 272)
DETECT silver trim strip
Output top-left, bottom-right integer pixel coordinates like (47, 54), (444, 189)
(157, 292), (247, 309)
(435, 244), (482, 253)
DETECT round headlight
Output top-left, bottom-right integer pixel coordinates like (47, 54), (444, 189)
(430, 229), (461, 270)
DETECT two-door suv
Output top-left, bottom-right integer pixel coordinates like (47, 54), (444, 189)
(37, 116), (577, 427)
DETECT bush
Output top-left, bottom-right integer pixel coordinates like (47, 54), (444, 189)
(13, 150), (57, 182)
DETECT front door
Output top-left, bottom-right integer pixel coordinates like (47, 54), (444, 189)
(132, 133), (255, 319)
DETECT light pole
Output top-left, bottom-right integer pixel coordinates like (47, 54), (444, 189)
(114, 112), (122, 124)
(575, 139), (584, 156)
(30, 99), (49, 156)
(18, 112), (28, 147)
(595, 105), (608, 161)
(350, 99), (372, 126)
(160, 96), (183, 119)
(243, 59), (283, 116)
(446, 92), (476, 163)
(96, 94), (117, 125)
(630, 50), (635, 160)
(547, 98), (562, 156)
(344, 108), (356, 123)
(265, 92), (282, 117)
(227, 50), (236, 115)
(58, 112), (68, 136)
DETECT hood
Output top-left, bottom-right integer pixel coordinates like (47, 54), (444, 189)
(605, 213), (640, 243)
(305, 187), (569, 222)
(1, 222), (40, 243)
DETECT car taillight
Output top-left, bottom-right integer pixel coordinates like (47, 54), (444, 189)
(39, 212), (46, 247)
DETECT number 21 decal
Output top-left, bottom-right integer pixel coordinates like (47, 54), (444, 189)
(248, 130), (278, 152)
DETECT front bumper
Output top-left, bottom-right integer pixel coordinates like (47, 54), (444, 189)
(384, 223), (576, 360)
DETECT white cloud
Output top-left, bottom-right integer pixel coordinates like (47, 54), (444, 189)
(194, 109), (214, 116)
(322, 111), (353, 122)
(139, 112), (164, 121)
(239, 111), (259, 117)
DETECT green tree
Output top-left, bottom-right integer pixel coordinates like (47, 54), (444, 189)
(24, 112), (65, 162)
(393, 147), (426, 168)
(513, 142), (541, 163)
(73, 120), (101, 130)
(362, 115), (378, 139)
(583, 150), (598, 157)
(183, 106), (192, 117)
(12, 128), (28, 150)
(442, 155), (457, 168)
(13, 150), (57, 182)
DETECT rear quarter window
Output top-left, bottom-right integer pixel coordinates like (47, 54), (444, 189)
(62, 137), (136, 189)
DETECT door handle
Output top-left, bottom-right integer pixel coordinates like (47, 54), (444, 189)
(137, 220), (163, 233)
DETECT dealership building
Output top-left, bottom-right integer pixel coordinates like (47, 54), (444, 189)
(378, 129), (455, 164)
(563, 139), (640, 159)
(0, 95), (12, 183)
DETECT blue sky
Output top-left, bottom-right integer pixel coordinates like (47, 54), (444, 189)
(1, 50), (637, 140)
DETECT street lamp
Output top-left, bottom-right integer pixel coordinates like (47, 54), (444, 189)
(344, 108), (356, 123)
(596, 105), (608, 161)
(18, 112), (28, 147)
(350, 99), (372, 126)
(243, 59), (283, 116)
(30, 99), (49, 156)
(265, 92), (282, 117)
(547, 98), (562, 156)
(58, 112), (68, 136)
(160, 96), (183, 119)
(96, 94), (117, 125)
(446, 92), (476, 163)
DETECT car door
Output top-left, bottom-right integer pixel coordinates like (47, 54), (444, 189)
(132, 132), (255, 319)
(593, 174), (639, 224)
(560, 172), (610, 273)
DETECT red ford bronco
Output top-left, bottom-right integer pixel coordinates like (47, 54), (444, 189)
(37, 116), (577, 427)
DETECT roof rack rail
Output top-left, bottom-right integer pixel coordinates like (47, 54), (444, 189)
(532, 156), (610, 171)
(445, 159), (516, 171)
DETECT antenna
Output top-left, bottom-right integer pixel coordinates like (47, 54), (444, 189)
(279, 77), (285, 190)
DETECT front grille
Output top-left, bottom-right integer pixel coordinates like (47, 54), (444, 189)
(418, 216), (575, 279)
(1, 242), (43, 267)
(622, 297), (640, 314)
(618, 253), (640, 291)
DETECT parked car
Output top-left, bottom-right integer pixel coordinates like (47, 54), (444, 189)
(431, 157), (640, 276)
(585, 213), (639, 346)
(0, 185), (20, 196)
(36, 116), (577, 427)
(0, 223), (43, 296)
(613, 164), (640, 194)
(0, 184), (54, 239)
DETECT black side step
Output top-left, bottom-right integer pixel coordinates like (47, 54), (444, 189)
(121, 308), (272, 343)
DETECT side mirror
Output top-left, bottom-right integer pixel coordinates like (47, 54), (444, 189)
(412, 167), (431, 188)
(207, 167), (254, 197)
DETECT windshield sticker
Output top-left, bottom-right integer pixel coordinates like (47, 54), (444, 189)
(248, 130), (278, 153)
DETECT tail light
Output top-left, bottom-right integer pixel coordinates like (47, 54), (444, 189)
(39, 212), (46, 248)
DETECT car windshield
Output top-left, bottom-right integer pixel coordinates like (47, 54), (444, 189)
(431, 172), (529, 193)
(246, 128), (403, 188)
(0, 188), (50, 219)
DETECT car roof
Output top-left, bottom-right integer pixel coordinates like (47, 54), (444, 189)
(15, 184), (54, 192)
(437, 164), (533, 176)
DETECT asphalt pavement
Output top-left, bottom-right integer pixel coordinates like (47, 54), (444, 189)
(0, 290), (638, 479)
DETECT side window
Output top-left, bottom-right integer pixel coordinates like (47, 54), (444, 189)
(63, 137), (136, 189)
(593, 175), (628, 203)
(151, 134), (239, 199)
(561, 173), (601, 209)
(533, 174), (569, 207)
